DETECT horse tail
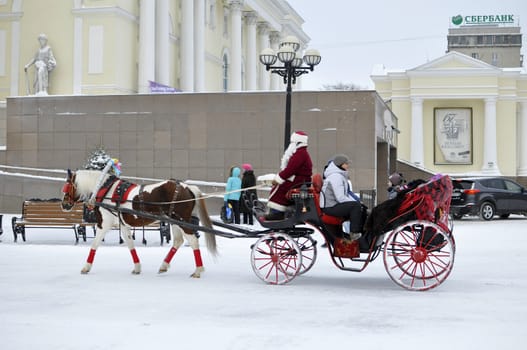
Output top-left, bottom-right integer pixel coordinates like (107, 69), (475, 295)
(188, 185), (218, 257)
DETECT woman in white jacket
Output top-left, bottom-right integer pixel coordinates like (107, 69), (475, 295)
(320, 154), (363, 237)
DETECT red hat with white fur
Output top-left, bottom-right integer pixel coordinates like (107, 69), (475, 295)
(290, 130), (308, 145)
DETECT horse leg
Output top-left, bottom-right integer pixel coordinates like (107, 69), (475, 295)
(120, 226), (141, 274)
(81, 225), (110, 274)
(158, 225), (185, 273)
(185, 232), (204, 278)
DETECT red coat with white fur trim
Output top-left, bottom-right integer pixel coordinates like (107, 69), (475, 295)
(269, 146), (313, 209)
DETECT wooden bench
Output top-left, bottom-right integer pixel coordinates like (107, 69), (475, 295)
(11, 199), (93, 244)
(11, 199), (171, 245)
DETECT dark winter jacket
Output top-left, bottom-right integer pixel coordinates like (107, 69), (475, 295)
(240, 170), (257, 213)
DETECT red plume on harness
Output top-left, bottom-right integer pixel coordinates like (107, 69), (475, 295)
(62, 169), (74, 193)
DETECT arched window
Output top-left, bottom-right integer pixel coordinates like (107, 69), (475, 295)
(208, 0), (216, 30)
(222, 53), (229, 92)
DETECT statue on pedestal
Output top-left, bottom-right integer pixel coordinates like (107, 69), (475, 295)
(24, 33), (57, 96)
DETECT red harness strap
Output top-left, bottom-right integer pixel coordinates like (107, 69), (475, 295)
(111, 181), (137, 204)
(96, 179), (137, 204)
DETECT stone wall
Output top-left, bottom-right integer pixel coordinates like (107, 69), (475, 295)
(1, 91), (392, 213)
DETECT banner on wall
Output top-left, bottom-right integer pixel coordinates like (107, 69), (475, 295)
(148, 81), (181, 94)
(434, 108), (473, 164)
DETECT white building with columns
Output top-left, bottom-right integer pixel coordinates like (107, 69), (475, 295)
(372, 51), (527, 178)
(0, 0), (310, 100)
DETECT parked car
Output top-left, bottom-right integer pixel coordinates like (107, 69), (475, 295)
(450, 177), (527, 220)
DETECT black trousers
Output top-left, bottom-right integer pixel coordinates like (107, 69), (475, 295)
(227, 199), (241, 224)
(322, 201), (362, 233)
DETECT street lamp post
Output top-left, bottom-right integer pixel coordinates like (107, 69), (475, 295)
(259, 36), (321, 150)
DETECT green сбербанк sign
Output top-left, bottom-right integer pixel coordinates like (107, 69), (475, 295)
(451, 14), (514, 26)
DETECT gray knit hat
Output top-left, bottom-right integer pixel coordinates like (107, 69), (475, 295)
(389, 172), (404, 186)
(332, 154), (349, 167)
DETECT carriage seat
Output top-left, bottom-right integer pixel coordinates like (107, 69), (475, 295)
(311, 173), (345, 226)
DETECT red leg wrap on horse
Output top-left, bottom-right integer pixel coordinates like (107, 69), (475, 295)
(164, 247), (177, 264)
(87, 249), (96, 264)
(130, 249), (140, 264)
(193, 249), (203, 267)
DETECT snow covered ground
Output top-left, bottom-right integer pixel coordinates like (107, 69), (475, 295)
(1, 213), (526, 350)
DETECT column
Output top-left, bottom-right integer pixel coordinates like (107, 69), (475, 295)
(10, 15), (21, 96)
(194, 0), (205, 91)
(410, 98), (424, 167)
(156, 0), (169, 85)
(269, 31), (281, 91)
(229, 0), (243, 91)
(244, 12), (258, 91)
(138, 0), (156, 93)
(73, 15), (83, 94)
(482, 98), (500, 174)
(519, 102), (527, 175)
(180, 0), (194, 91)
(257, 22), (270, 90)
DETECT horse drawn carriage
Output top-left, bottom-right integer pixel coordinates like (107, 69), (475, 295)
(61, 168), (455, 291)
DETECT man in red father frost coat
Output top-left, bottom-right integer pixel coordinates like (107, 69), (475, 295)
(265, 131), (313, 220)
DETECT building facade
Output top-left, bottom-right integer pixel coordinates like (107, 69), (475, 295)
(0, 0), (309, 99)
(447, 24), (523, 68)
(372, 51), (527, 179)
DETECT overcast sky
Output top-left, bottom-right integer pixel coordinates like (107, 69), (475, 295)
(286, 0), (527, 90)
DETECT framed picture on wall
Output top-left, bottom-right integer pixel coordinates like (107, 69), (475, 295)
(434, 108), (473, 165)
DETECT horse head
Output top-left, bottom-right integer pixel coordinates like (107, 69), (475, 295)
(61, 169), (78, 211)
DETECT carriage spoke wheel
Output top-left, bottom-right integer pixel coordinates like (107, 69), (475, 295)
(290, 235), (317, 276)
(250, 233), (302, 285)
(383, 220), (455, 291)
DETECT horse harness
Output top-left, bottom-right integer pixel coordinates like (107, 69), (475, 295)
(95, 177), (188, 217)
(96, 176), (137, 206)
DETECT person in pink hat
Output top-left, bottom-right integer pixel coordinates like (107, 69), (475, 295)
(265, 131), (313, 220)
(240, 163), (257, 225)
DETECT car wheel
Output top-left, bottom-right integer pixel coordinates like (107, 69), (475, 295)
(499, 214), (510, 219)
(479, 202), (495, 221)
(453, 213), (463, 220)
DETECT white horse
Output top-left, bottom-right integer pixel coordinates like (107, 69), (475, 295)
(61, 169), (217, 277)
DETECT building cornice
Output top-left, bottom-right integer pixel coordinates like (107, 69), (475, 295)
(0, 11), (23, 20)
(71, 6), (137, 22)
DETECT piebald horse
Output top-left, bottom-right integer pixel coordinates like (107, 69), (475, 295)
(61, 169), (217, 277)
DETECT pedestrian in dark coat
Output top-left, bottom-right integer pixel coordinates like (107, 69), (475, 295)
(240, 163), (257, 225)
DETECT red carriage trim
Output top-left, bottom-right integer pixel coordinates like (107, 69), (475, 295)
(333, 238), (360, 258)
(311, 173), (346, 225)
(395, 175), (452, 228)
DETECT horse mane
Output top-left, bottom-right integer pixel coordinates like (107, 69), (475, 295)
(75, 169), (110, 198)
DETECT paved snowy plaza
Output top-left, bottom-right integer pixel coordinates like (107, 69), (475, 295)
(1, 214), (526, 349)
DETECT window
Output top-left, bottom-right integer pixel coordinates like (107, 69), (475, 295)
(484, 35), (494, 45)
(471, 52), (479, 59)
(491, 52), (498, 66)
(208, 0), (216, 30)
(223, 8), (229, 38)
(504, 180), (522, 193)
(481, 179), (506, 190)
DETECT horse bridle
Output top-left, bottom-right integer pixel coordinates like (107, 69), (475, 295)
(62, 169), (77, 207)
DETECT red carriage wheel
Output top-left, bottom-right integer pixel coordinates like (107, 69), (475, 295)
(383, 220), (455, 291)
(250, 233), (302, 285)
(291, 235), (317, 276)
